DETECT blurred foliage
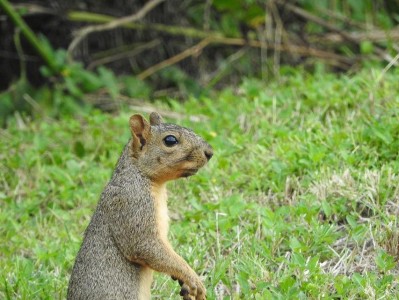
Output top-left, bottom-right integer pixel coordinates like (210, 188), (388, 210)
(1, 0), (399, 123)
(206, 0), (399, 37)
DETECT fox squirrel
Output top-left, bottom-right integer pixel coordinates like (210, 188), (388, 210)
(67, 112), (213, 300)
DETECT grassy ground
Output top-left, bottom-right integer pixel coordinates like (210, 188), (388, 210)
(1, 67), (399, 299)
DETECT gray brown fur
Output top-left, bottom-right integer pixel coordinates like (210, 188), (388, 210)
(67, 112), (212, 300)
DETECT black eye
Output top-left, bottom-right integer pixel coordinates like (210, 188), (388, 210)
(164, 135), (178, 147)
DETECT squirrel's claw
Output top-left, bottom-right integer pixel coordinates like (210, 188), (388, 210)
(172, 275), (184, 287)
(179, 281), (206, 300)
(175, 277), (205, 299)
(180, 283), (193, 296)
(180, 284), (195, 300)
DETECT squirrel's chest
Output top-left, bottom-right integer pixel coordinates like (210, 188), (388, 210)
(151, 184), (170, 241)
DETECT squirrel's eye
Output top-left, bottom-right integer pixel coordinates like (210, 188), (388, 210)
(164, 135), (178, 147)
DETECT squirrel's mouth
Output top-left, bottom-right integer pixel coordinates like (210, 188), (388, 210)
(181, 168), (198, 177)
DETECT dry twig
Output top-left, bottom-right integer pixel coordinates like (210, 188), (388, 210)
(377, 52), (399, 83)
(278, 0), (355, 42)
(87, 39), (161, 70)
(138, 38), (212, 80)
(137, 34), (352, 80)
(278, 1), (398, 65)
(67, 0), (164, 58)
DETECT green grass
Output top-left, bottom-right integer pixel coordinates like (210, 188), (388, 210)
(1, 67), (399, 299)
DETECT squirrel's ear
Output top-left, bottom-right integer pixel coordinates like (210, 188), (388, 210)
(129, 114), (151, 157)
(149, 112), (163, 126)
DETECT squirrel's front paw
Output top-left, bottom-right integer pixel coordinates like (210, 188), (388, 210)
(179, 279), (206, 300)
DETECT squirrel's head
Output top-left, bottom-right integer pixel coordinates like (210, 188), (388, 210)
(129, 112), (213, 184)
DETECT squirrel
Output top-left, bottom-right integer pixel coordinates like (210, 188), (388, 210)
(67, 112), (213, 300)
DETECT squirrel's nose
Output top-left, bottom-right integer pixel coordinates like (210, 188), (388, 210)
(204, 149), (213, 161)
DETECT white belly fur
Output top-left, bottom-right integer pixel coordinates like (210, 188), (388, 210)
(151, 183), (170, 241)
(138, 184), (169, 299)
(138, 267), (153, 300)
